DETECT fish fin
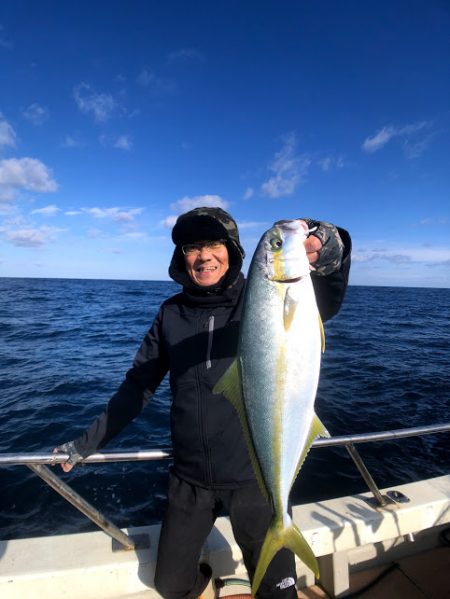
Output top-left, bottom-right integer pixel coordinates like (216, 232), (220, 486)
(313, 413), (331, 439)
(318, 313), (325, 352)
(252, 517), (319, 595)
(283, 287), (298, 331)
(293, 414), (330, 484)
(213, 361), (269, 499)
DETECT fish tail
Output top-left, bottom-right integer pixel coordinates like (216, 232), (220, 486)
(252, 516), (319, 596)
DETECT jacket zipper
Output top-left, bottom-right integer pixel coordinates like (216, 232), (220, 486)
(206, 315), (214, 369)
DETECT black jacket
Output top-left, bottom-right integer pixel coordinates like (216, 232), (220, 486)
(74, 227), (351, 488)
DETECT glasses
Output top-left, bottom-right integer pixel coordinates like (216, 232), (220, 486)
(181, 239), (227, 256)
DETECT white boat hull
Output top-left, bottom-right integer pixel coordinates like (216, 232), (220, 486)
(1, 475), (449, 598)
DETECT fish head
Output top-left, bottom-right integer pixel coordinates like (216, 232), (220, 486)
(258, 219), (310, 282)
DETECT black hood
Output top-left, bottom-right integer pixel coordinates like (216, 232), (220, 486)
(169, 207), (245, 292)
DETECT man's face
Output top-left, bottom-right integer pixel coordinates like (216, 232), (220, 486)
(183, 240), (230, 286)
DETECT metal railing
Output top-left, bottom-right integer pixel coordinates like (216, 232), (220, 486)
(1, 422), (449, 550)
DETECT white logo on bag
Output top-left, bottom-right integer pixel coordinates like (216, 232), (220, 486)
(276, 576), (295, 589)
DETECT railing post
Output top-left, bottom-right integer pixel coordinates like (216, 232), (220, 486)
(27, 464), (136, 550)
(345, 443), (388, 507)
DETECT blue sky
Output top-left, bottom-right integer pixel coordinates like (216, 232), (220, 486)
(0, 1), (449, 287)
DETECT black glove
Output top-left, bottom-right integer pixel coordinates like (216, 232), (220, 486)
(301, 218), (345, 276)
(54, 440), (84, 466)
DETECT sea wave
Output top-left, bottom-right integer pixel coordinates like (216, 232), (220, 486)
(0, 279), (448, 540)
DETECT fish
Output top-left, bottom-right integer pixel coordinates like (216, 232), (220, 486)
(213, 218), (329, 595)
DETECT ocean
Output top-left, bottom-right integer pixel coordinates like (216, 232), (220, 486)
(0, 278), (449, 541)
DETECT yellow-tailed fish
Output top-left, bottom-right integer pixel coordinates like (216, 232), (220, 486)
(213, 219), (328, 595)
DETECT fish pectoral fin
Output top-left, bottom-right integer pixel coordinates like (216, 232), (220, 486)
(252, 518), (319, 595)
(213, 360), (269, 499)
(293, 414), (330, 483)
(213, 359), (242, 410)
(283, 286), (298, 331)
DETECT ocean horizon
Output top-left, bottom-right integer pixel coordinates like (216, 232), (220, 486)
(1, 274), (450, 290)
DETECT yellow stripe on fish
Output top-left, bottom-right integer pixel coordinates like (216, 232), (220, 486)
(272, 337), (286, 511)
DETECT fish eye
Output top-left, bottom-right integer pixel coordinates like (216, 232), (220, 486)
(270, 237), (283, 250)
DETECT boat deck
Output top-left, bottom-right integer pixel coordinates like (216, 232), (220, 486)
(299, 546), (449, 599)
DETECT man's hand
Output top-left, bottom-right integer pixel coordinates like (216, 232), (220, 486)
(300, 218), (344, 275)
(52, 447), (75, 472)
(52, 441), (83, 472)
(304, 234), (322, 265)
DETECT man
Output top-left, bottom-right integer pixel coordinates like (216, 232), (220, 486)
(56, 207), (351, 598)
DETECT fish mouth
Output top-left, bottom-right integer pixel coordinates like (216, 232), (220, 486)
(270, 275), (303, 283)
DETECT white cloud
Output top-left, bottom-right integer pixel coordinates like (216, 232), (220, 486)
(127, 108), (141, 119)
(73, 83), (116, 122)
(243, 187), (254, 200)
(362, 126), (396, 153)
(136, 67), (176, 94)
(82, 207), (143, 222)
(402, 135), (433, 160)
(120, 231), (148, 240)
(0, 158), (58, 201)
(418, 216), (448, 226)
(2, 225), (63, 247)
(31, 204), (60, 216)
(2, 214), (25, 226)
(162, 215), (178, 228)
(87, 227), (105, 239)
(137, 68), (155, 87)
(237, 221), (269, 229)
(162, 195), (229, 228)
(318, 155), (345, 172)
(352, 251), (412, 264)
(362, 121), (431, 157)
(170, 195), (229, 214)
(0, 187), (15, 202)
(0, 203), (16, 216)
(261, 133), (311, 198)
(113, 135), (132, 151)
(353, 244), (450, 265)
(23, 103), (49, 126)
(62, 135), (84, 148)
(99, 134), (133, 150)
(318, 157), (332, 172)
(399, 122), (430, 136)
(0, 114), (16, 148)
(167, 48), (204, 63)
(65, 210), (82, 216)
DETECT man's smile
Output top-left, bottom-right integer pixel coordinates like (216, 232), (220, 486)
(196, 265), (218, 272)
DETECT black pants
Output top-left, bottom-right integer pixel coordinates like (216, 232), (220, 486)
(154, 473), (297, 599)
